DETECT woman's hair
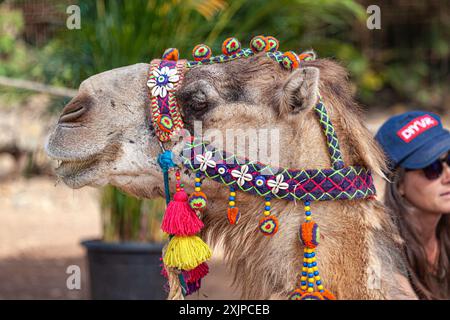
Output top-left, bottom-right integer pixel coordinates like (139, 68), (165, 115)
(385, 168), (450, 299)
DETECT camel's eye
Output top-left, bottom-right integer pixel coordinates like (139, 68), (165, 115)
(191, 90), (208, 110)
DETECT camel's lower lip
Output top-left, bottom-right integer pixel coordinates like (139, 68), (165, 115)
(55, 158), (97, 178)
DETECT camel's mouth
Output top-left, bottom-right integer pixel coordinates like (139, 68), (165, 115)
(55, 158), (97, 175)
(53, 157), (100, 188)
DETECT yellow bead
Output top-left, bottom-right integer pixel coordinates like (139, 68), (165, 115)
(303, 258), (308, 262)
(229, 201), (235, 206)
(308, 278), (314, 283)
(304, 206), (311, 211)
(306, 216), (312, 221)
(301, 286), (307, 291)
(195, 178), (201, 182)
(313, 267), (319, 271)
(195, 187), (201, 192)
(307, 287), (314, 293)
(265, 201), (271, 206)
(264, 210), (271, 216)
(318, 285), (324, 291)
(302, 267), (307, 272)
(307, 268), (313, 274)
(300, 276), (307, 281)
(230, 192), (236, 196)
(307, 259), (313, 263)
(307, 248), (314, 254)
(315, 276), (321, 281)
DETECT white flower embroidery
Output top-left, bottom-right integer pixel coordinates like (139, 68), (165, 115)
(147, 66), (180, 98)
(267, 174), (289, 194)
(195, 151), (216, 171)
(231, 165), (253, 186)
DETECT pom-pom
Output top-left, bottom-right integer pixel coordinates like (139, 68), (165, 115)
(299, 50), (316, 61)
(299, 292), (324, 300)
(265, 36), (279, 52)
(192, 44), (212, 61)
(288, 289), (305, 300)
(157, 114), (174, 133)
(184, 262), (209, 283)
(258, 215), (279, 236)
(162, 48), (179, 61)
(188, 191), (207, 210)
(227, 207), (240, 225)
(321, 289), (336, 300)
(281, 51), (301, 70)
(163, 235), (212, 270)
(222, 37), (241, 56)
(185, 279), (201, 295)
(300, 221), (320, 248)
(160, 261), (209, 283)
(161, 190), (204, 236)
(249, 35), (268, 53)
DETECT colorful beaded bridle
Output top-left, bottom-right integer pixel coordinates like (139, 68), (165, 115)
(149, 36), (376, 300)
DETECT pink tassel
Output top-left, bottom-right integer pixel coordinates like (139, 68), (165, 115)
(184, 262), (209, 283)
(161, 190), (204, 236)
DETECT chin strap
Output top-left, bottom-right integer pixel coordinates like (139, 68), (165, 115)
(157, 148), (177, 205)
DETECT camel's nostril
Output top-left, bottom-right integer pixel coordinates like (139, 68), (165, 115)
(58, 95), (92, 124)
(59, 106), (86, 123)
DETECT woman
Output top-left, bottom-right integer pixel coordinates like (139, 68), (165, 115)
(376, 111), (450, 299)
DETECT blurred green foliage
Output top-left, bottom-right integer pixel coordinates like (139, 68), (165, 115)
(101, 185), (166, 242)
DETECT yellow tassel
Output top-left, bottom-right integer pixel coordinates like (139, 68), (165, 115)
(163, 235), (212, 270)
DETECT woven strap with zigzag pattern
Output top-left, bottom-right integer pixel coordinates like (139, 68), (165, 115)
(180, 100), (376, 202)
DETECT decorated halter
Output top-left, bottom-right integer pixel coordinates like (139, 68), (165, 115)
(148, 36), (376, 300)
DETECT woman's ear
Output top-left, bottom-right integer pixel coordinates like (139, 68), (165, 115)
(278, 66), (320, 116)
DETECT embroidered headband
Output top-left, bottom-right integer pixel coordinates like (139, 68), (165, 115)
(149, 35), (376, 300)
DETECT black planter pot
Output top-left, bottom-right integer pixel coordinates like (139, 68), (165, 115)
(82, 239), (167, 300)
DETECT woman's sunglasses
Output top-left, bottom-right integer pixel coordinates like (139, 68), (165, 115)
(406, 152), (450, 180)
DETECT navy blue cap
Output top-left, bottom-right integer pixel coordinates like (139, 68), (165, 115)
(375, 111), (450, 169)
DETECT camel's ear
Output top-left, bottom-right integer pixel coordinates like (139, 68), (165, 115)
(278, 67), (320, 115)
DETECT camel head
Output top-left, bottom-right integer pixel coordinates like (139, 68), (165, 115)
(45, 53), (385, 199)
(45, 41), (421, 300)
(45, 63), (163, 197)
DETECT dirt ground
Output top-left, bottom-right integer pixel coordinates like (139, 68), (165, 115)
(0, 177), (240, 299)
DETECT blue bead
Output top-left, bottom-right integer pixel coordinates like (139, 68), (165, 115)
(255, 176), (266, 187)
(301, 272), (307, 276)
(305, 201), (310, 206)
(303, 263), (308, 267)
(195, 182), (201, 187)
(308, 283), (314, 287)
(196, 172), (201, 177)
(230, 187), (235, 192)
(305, 211), (311, 216)
(316, 280), (322, 285)
(307, 264), (313, 268)
(312, 262), (317, 267)
(265, 206), (271, 211)
(314, 271), (319, 276)
(310, 252), (315, 257)
(301, 281), (307, 286)
(229, 196), (235, 201)
(308, 273), (314, 278)
(265, 196), (271, 201)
